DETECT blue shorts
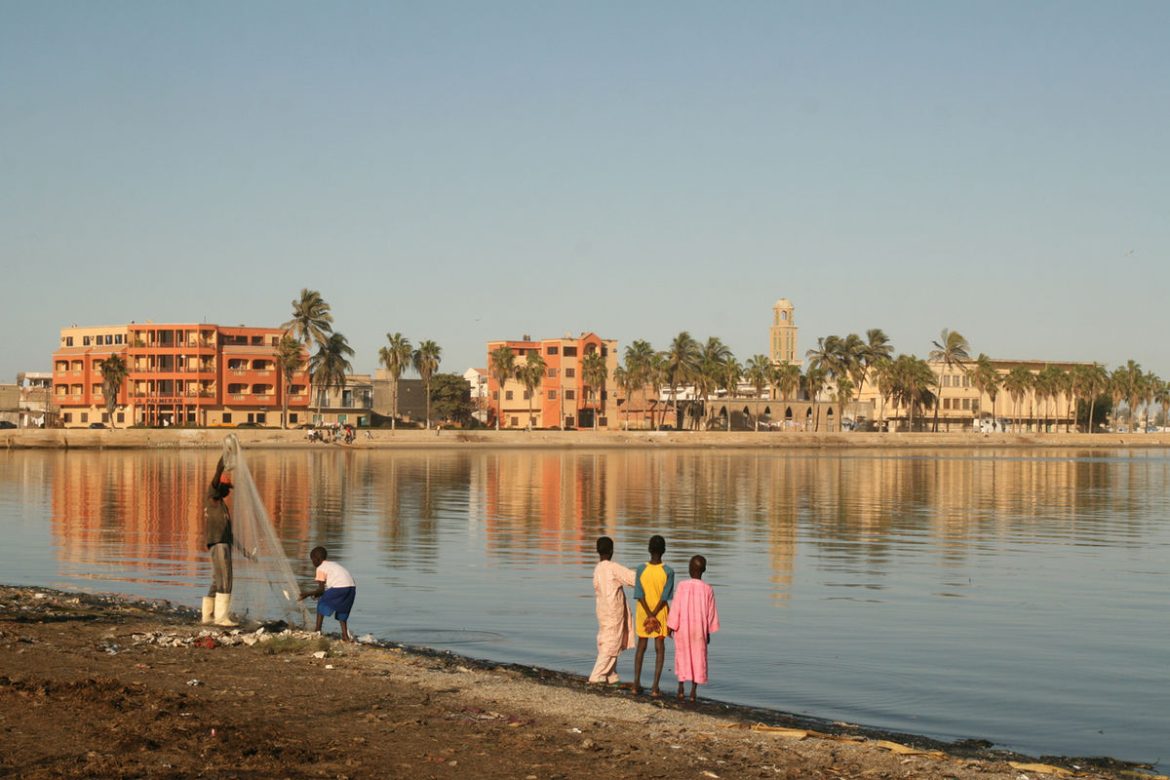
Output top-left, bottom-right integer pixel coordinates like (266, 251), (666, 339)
(317, 587), (356, 622)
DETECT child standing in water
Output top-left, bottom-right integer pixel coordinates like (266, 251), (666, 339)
(667, 554), (720, 703)
(633, 534), (674, 696)
(299, 546), (356, 641)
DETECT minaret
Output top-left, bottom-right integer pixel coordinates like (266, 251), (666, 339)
(769, 298), (798, 365)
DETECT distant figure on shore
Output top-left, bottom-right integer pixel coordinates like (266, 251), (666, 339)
(633, 534), (674, 696)
(203, 455), (238, 626)
(299, 546), (356, 642)
(667, 554), (720, 703)
(588, 536), (636, 685)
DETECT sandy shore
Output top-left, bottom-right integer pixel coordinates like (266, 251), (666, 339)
(4, 427), (1170, 450)
(1, 586), (1158, 780)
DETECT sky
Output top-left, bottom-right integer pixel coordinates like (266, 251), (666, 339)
(3, 1), (1168, 381)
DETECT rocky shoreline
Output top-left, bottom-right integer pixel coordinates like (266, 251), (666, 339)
(1, 585), (1160, 779)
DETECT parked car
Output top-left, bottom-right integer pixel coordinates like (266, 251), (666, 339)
(88, 422), (107, 429)
(0, 421), (17, 429)
(236, 421), (262, 428)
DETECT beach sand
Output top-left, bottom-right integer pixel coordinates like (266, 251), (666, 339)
(0, 586), (1149, 780)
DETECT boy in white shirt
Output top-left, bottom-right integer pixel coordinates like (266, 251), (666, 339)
(299, 546), (356, 641)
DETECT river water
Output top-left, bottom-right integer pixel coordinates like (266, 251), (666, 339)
(1, 447), (1167, 769)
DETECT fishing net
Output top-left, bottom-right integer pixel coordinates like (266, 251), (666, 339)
(221, 434), (309, 628)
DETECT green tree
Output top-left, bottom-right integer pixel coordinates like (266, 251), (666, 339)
(664, 332), (701, 430)
(745, 355), (772, 431)
(98, 354), (128, 428)
(412, 340), (442, 430)
(1074, 363), (1109, 433)
(275, 335), (305, 429)
(581, 350), (608, 430)
(308, 332), (354, 420)
(804, 365), (828, 431)
(520, 349), (547, 429)
(720, 357), (742, 431)
(489, 346), (515, 430)
(859, 328), (894, 399)
(695, 337), (733, 430)
(378, 333), (413, 431)
(1003, 366), (1033, 432)
(928, 329), (971, 432)
(623, 339), (657, 430)
(429, 373), (474, 426)
(283, 289), (334, 419)
(969, 354), (1000, 427)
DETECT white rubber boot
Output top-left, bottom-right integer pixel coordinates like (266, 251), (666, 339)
(201, 596), (215, 624)
(213, 592), (238, 627)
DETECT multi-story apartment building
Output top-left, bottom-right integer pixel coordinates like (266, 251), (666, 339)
(486, 333), (619, 429)
(52, 322), (314, 428)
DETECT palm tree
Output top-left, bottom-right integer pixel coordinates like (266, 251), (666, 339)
(695, 337), (733, 429)
(613, 364), (631, 430)
(623, 339), (657, 430)
(1140, 372), (1161, 433)
(889, 355), (936, 432)
(745, 355), (772, 431)
(98, 354), (128, 428)
(581, 350), (608, 430)
(859, 328), (894, 399)
(489, 346), (515, 430)
(412, 340), (442, 429)
(1003, 366), (1033, 432)
(275, 334), (305, 429)
(308, 332), (354, 420)
(664, 332), (701, 430)
(720, 357), (742, 431)
(378, 333), (413, 430)
(1153, 379), (1170, 433)
(283, 289), (334, 421)
(928, 329), (971, 432)
(519, 350), (547, 429)
(970, 354), (1000, 428)
(1076, 363), (1109, 433)
(804, 365), (827, 431)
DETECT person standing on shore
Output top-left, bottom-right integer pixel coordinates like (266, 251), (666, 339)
(633, 534), (674, 697)
(299, 546), (357, 642)
(588, 536), (636, 685)
(203, 455), (238, 626)
(667, 554), (720, 703)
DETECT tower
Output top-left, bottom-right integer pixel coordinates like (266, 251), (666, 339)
(769, 299), (798, 365)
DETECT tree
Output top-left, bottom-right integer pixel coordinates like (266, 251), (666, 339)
(98, 354), (128, 428)
(720, 357), (742, 431)
(489, 346), (515, 430)
(520, 350), (547, 429)
(623, 339), (657, 430)
(275, 335), (305, 429)
(804, 365), (827, 431)
(1074, 363), (1109, 433)
(859, 328), (894, 399)
(664, 332), (701, 430)
(308, 332), (354, 419)
(581, 350), (608, 430)
(928, 329), (970, 432)
(378, 333), (413, 431)
(428, 373), (474, 426)
(1003, 367), (1033, 432)
(969, 354), (1000, 427)
(745, 355), (772, 431)
(283, 289), (334, 421)
(412, 340), (442, 430)
(695, 337), (733, 430)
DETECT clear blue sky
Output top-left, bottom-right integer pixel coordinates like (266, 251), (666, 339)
(3, 1), (1168, 380)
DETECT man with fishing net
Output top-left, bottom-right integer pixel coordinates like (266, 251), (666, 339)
(202, 454), (241, 626)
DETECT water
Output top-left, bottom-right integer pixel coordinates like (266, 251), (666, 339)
(1, 447), (1167, 769)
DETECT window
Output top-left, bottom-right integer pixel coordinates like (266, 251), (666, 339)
(546, 346), (559, 355)
(64, 413), (72, 423)
(523, 391), (531, 400)
(547, 368), (557, 378)
(565, 368), (575, 378)
(601, 391), (608, 400)
(510, 417), (519, 427)
(505, 390), (514, 401)
(563, 346), (578, 357)
(115, 334), (123, 344)
(101, 413), (109, 422)
(223, 413), (232, 424)
(565, 390), (576, 400)
(548, 390), (557, 399)
(290, 413), (299, 424)
(117, 413), (125, 423)
(81, 413), (89, 423)
(961, 399), (971, 410)
(65, 337), (74, 347)
(105, 335), (113, 345)
(83, 336), (92, 346)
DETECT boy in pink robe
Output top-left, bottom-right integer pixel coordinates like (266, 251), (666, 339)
(667, 554), (720, 702)
(589, 536), (636, 684)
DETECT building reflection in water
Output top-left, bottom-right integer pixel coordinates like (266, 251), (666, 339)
(44, 448), (1166, 601)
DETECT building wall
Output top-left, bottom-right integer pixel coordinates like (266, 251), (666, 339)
(486, 333), (620, 429)
(51, 323), (319, 428)
(769, 298), (799, 366)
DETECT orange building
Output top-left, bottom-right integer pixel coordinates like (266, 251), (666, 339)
(52, 322), (311, 428)
(486, 333), (619, 430)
